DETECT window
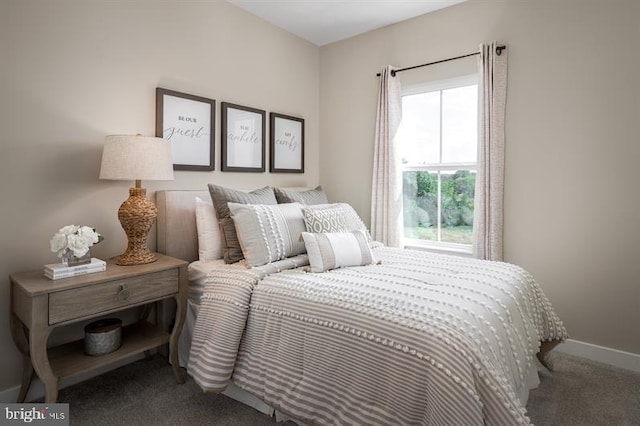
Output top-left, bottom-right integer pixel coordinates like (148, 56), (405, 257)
(397, 76), (478, 252)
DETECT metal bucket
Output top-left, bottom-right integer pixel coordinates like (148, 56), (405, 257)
(84, 318), (122, 356)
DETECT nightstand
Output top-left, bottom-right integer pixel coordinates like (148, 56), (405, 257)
(10, 253), (187, 403)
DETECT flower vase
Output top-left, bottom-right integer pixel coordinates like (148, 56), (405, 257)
(62, 250), (92, 266)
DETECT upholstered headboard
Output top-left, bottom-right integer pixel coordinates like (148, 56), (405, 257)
(156, 187), (317, 263)
(156, 189), (209, 262)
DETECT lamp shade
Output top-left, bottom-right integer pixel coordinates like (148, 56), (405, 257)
(99, 135), (174, 181)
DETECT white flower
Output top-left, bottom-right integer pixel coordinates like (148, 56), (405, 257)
(67, 234), (90, 257)
(49, 224), (103, 259)
(50, 233), (67, 252)
(77, 226), (100, 244)
(58, 225), (79, 236)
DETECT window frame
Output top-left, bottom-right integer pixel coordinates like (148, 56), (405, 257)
(400, 74), (479, 255)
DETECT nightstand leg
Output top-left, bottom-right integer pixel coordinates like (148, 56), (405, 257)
(170, 294), (186, 383)
(140, 304), (152, 321)
(17, 357), (34, 403)
(10, 313), (34, 402)
(140, 304), (155, 360)
(29, 328), (58, 403)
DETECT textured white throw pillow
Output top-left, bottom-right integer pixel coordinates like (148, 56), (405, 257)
(195, 197), (223, 261)
(302, 230), (376, 273)
(228, 202), (307, 267)
(302, 203), (373, 242)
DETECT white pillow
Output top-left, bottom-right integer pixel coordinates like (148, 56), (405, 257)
(195, 197), (223, 262)
(228, 202), (307, 267)
(301, 230), (376, 273)
(302, 203), (373, 242)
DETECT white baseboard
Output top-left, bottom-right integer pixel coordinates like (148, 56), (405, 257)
(0, 353), (145, 403)
(556, 339), (640, 374)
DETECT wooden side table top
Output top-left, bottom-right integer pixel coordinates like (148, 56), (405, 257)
(11, 253), (187, 296)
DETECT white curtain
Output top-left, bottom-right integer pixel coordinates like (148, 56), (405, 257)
(371, 65), (403, 247)
(473, 42), (508, 261)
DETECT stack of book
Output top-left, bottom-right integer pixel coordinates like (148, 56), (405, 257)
(44, 258), (107, 280)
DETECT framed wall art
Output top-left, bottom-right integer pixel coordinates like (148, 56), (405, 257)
(270, 113), (304, 173)
(221, 102), (265, 172)
(156, 88), (215, 171)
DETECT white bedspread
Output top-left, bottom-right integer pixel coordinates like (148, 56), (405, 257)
(188, 247), (567, 425)
(177, 259), (226, 366)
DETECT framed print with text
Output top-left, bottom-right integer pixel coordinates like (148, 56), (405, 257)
(156, 88), (215, 171)
(221, 102), (265, 172)
(270, 113), (304, 173)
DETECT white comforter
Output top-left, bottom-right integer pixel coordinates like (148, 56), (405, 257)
(188, 247), (567, 425)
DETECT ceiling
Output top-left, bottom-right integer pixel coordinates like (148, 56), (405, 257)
(227, 0), (467, 46)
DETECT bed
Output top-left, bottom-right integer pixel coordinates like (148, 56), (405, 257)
(156, 188), (567, 425)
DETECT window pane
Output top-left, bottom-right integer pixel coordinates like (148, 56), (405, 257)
(439, 170), (475, 245)
(397, 92), (440, 165)
(402, 170), (438, 240)
(403, 170), (475, 244)
(442, 85), (477, 163)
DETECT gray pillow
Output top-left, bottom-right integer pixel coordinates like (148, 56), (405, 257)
(208, 184), (277, 263)
(228, 202), (306, 267)
(274, 186), (328, 205)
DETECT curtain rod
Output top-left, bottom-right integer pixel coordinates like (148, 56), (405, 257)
(376, 45), (506, 77)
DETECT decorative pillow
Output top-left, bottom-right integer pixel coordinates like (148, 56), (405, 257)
(208, 184), (277, 263)
(274, 186), (329, 205)
(302, 203), (372, 242)
(195, 197), (222, 262)
(228, 202), (306, 267)
(301, 230), (376, 273)
(302, 204), (348, 233)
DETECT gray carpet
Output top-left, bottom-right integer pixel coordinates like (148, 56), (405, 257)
(55, 352), (640, 425)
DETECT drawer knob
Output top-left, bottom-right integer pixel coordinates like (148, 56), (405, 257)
(117, 284), (130, 301)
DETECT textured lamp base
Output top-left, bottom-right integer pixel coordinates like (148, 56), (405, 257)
(117, 187), (157, 266)
(116, 245), (157, 265)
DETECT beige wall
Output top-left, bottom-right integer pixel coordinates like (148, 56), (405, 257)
(0, 0), (319, 392)
(320, 0), (640, 355)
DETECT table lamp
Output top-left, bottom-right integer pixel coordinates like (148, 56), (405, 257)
(99, 135), (174, 265)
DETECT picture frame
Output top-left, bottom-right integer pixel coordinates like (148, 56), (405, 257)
(270, 113), (304, 173)
(156, 88), (215, 171)
(221, 102), (266, 172)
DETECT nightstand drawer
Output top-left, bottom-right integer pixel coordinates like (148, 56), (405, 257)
(48, 269), (179, 325)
